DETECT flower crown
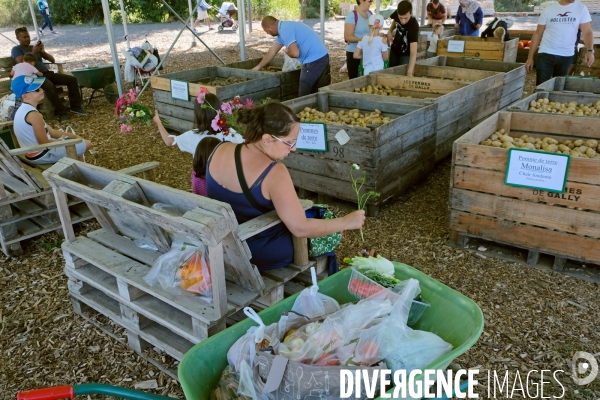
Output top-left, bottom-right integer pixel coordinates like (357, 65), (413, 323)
(196, 87), (254, 136)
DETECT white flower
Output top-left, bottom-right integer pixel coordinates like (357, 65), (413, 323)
(138, 110), (145, 117)
(125, 107), (133, 113)
(135, 111), (142, 117)
(352, 164), (360, 170)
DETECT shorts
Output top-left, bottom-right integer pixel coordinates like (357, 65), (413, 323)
(197, 8), (208, 19)
(28, 139), (87, 164)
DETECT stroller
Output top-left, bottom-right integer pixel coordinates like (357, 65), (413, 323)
(217, 2), (238, 32)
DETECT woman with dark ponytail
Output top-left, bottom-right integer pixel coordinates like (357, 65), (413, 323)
(206, 100), (366, 270)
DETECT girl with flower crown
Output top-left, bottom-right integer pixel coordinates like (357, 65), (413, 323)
(151, 91), (244, 155)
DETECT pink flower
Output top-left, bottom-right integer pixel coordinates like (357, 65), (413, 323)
(221, 102), (233, 114)
(243, 98), (254, 109)
(120, 123), (129, 134)
(197, 92), (206, 104)
(211, 111), (221, 132)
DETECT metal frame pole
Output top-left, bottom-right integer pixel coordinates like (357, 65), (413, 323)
(237, 0), (247, 60)
(247, 0), (252, 32)
(188, 0), (197, 47)
(27, 0), (40, 38)
(420, 0), (426, 26)
(119, 0), (131, 49)
(320, 0), (325, 43)
(101, 0), (124, 96)
(159, 0), (226, 64)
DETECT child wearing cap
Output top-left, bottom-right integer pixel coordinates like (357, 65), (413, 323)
(353, 14), (389, 76)
(10, 53), (43, 79)
(11, 75), (93, 164)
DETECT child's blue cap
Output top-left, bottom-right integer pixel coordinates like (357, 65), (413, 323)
(11, 74), (45, 98)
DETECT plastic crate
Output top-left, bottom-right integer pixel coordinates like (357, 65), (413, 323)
(178, 262), (484, 400)
(348, 268), (431, 325)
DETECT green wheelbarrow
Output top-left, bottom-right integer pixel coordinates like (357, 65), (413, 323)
(17, 262), (484, 400)
(70, 65), (119, 106)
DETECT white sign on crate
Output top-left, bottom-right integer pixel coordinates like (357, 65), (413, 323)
(447, 40), (466, 53)
(505, 148), (570, 193)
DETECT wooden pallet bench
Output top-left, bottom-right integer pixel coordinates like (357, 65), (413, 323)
(449, 110), (600, 276)
(43, 159), (314, 361)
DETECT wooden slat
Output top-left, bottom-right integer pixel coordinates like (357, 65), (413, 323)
(238, 199), (313, 241)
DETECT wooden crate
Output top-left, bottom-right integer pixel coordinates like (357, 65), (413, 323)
(151, 67), (280, 133)
(282, 92), (438, 216)
(370, 63), (504, 159)
(509, 30), (536, 63)
(505, 91), (600, 116)
(436, 36), (519, 62)
(43, 159), (316, 361)
(573, 46), (600, 78)
(222, 57), (331, 101)
(418, 56), (526, 123)
(536, 76), (600, 93)
(450, 110), (600, 270)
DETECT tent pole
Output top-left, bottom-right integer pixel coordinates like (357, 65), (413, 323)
(138, 25), (186, 97)
(237, 0), (247, 60)
(119, 0), (131, 49)
(247, 0), (252, 32)
(27, 0), (40, 39)
(421, 0), (426, 26)
(320, 0), (325, 43)
(159, 0), (226, 63)
(188, 0), (197, 47)
(101, 0), (124, 96)
(376, 0), (380, 14)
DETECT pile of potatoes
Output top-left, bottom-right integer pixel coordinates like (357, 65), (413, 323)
(480, 129), (600, 159)
(297, 107), (392, 128)
(263, 66), (282, 72)
(424, 76), (472, 83)
(353, 85), (412, 98)
(203, 77), (249, 87)
(527, 98), (600, 117)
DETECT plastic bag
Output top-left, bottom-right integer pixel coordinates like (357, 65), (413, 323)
(291, 267), (339, 319)
(227, 308), (278, 372)
(282, 53), (301, 72)
(144, 240), (212, 299)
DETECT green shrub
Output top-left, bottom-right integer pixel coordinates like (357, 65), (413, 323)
(0, 0), (37, 28)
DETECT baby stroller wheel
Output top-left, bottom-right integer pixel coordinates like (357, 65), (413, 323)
(232, 24), (238, 32)
(218, 25), (224, 32)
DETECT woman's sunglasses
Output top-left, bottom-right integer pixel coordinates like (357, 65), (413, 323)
(271, 135), (297, 149)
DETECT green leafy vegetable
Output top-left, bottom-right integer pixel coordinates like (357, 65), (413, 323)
(362, 270), (401, 288)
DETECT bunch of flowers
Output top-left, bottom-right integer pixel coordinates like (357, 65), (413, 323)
(115, 88), (168, 134)
(196, 87), (256, 135)
(351, 164), (381, 241)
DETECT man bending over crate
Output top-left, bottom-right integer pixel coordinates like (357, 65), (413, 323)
(525, 0), (594, 85)
(253, 16), (330, 96)
(11, 27), (87, 122)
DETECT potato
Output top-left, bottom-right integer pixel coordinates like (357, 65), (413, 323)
(586, 148), (597, 158)
(578, 145), (589, 153)
(490, 133), (499, 141)
(501, 142), (515, 149)
(491, 140), (502, 147)
(523, 143), (536, 150)
(585, 139), (598, 148)
(570, 149), (581, 157)
(574, 139), (584, 146)
(498, 129), (505, 135)
(558, 144), (570, 152)
(500, 135), (514, 143)
(544, 144), (558, 152)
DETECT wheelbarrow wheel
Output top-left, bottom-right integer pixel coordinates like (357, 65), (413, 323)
(104, 83), (119, 105)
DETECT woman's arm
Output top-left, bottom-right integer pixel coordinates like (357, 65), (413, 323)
(344, 23), (364, 44)
(267, 163), (365, 238)
(353, 47), (362, 59)
(387, 20), (396, 45)
(382, 49), (389, 61)
(475, 7), (483, 28)
(152, 110), (175, 146)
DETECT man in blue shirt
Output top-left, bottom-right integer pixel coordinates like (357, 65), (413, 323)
(253, 16), (330, 96)
(11, 27), (87, 122)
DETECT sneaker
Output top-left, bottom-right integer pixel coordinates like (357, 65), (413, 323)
(70, 107), (88, 116)
(208, 27), (214, 30)
(51, 30), (57, 34)
(59, 114), (69, 122)
(38, 28), (43, 34)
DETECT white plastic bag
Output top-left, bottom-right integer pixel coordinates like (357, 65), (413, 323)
(291, 267), (340, 319)
(144, 241), (212, 299)
(282, 53), (301, 72)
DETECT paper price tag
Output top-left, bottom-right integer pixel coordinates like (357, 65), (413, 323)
(335, 129), (350, 146)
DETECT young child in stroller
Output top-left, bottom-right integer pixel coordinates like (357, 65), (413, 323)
(217, 2), (238, 32)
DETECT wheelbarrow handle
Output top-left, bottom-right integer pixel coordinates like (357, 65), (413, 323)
(17, 386), (74, 400)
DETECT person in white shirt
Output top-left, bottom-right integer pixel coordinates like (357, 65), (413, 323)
(525, 0), (594, 84)
(353, 14), (389, 76)
(11, 53), (43, 79)
(427, 24), (443, 58)
(152, 93), (243, 156)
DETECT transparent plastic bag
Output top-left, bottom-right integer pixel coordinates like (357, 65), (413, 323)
(143, 241), (212, 299)
(291, 267), (340, 319)
(282, 53), (301, 72)
(227, 308), (278, 372)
